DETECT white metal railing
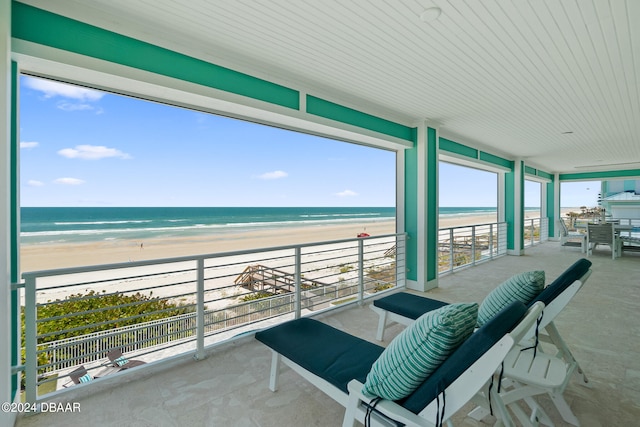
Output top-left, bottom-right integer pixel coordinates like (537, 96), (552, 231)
(438, 222), (507, 274)
(524, 217), (549, 248)
(18, 233), (406, 403)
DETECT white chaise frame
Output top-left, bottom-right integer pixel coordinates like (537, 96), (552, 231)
(265, 303), (544, 427)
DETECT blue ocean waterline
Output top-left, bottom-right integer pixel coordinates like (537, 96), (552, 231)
(20, 206), (536, 245)
(20, 207), (397, 245)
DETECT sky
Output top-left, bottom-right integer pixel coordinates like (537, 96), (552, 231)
(19, 75), (601, 208)
(19, 76), (398, 207)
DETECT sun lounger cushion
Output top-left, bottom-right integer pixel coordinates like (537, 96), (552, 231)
(400, 301), (528, 414)
(531, 258), (591, 307)
(373, 292), (449, 321)
(477, 270), (545, 327)
(78, 374), (92, 383)
(255, 318), (384, 393)
(362, 303), (478, 400)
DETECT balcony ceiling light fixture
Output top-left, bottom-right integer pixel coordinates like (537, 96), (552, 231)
(420, 7), (442, 23)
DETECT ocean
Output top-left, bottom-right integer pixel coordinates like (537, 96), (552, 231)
(20, 206), (514, 245)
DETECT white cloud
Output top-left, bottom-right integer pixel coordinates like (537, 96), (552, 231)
(24, 77), (104, 101)
(27, 180), (44, 187)
(57, 102), (95, 112)
(20, 141), (39, 149)
(258, 170), (288, 180)
(58, 145), (131, 160)
(54, 177), (85, 185)
(336, 189), (358, 197)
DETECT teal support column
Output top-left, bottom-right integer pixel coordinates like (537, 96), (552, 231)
(403, 144), (418, 284)
(505, 171), (515, 250)
(546, 180), (555, 238)
(425, 126), (438, 287)
(505, 160), (524, 254)
(403, 121), (438, 291)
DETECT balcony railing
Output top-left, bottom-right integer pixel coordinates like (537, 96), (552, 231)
(523, 217), (549, 248)
(438, 222), (507, 274)
(18, 233), (406, 403)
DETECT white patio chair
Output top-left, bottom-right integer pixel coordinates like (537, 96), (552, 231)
(559, 218), (586, 253)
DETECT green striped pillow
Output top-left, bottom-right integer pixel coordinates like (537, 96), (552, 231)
(362, 302), (478, 400)
(477, 270), (545, 327)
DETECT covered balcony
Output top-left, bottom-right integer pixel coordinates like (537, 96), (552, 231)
(2, 1), (640, 426)
(14, 242), (640, 426)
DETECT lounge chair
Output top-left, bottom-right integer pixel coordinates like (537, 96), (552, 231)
(619, 234), (640, 255)
(62, 365), (94, 387)
(473, 264), (592, 426)
(256, 301), (543, 427)
(371, 258), (592, 426)
(371, 258), (591, 341)
(107, 348), (146, 370)
(559, 218), (587, 253)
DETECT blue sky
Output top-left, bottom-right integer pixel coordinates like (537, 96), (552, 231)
(19, 75), (600, 208)
(20, 76), (399, 207)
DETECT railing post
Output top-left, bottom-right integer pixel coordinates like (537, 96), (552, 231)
(195, 258), (205, 361)
(471, 226), (477, 266)
(24, 276), (37, 403)
(294, 247), (301, 319)
(396, 234), (405, 288)
(358, 238), (364, 304)
(449, 228), (454, 272)
(531, 219), (535, 246)
(489, 224), (494, 259)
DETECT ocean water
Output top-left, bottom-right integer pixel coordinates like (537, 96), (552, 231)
(20, 207), (397, 245)
(20, 206), (531, 245)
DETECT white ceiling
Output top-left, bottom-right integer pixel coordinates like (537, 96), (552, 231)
(20, 0), (640, 175)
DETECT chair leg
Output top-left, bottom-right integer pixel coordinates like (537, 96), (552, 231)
(544, 323), (589, 387)
(549, 393), (580, 426)
(375, 310), (387, 341)
(268, 351), (280, 392)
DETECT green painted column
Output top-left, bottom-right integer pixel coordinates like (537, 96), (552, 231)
(425, 127), (438, 286)
(404, 144), (418, 284)
(403, 122), (438, 291)
(505, 160), (525, 254)
(546, 181), (555, 238)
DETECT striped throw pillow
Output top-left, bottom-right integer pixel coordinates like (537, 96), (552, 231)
(477, 270), (545, 327)
(362, 302), (478, 400)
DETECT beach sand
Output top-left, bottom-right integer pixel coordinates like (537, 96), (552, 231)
(20, 210), (562, 272)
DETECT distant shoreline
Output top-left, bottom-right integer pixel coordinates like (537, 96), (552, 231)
(20, 209), (568, 272)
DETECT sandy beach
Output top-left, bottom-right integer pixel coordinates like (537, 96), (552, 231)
(20, 210), (562, 272)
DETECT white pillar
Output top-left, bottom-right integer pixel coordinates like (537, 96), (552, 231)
(0, 1), (16, 426)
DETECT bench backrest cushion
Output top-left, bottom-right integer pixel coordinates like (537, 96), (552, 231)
(531, 258), (591, 307)
(400, 301), (527, 414)
(477, 270), (545, 327)
(362, 303), (478, 401)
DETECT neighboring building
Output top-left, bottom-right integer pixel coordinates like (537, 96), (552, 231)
(601, 180), (640, 219)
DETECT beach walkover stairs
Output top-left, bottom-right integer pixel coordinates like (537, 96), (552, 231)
(234, 264), (327, 295)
